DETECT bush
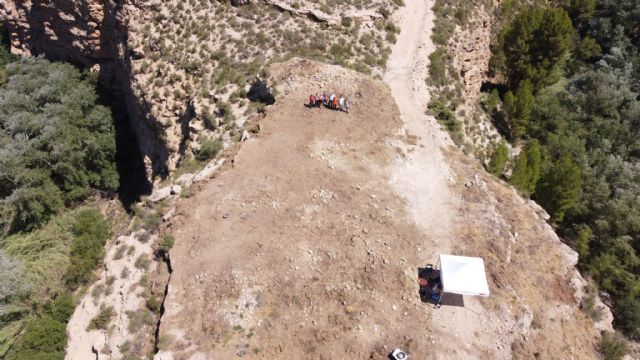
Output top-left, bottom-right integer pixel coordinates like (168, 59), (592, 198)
(0, 250), (31, 304)
(87, 305), (114, 331)
(159, 235), (175, 254)
(5, 316), (67, 360)
(195, 139), (222, 161)
(599, 332), (628, 360)
(65, 210), (111, 289)
(134, 254), (150, 270)
(44, 294), (75, 323)
(427, 100), (460, 133)
(427, 47), (450, 87)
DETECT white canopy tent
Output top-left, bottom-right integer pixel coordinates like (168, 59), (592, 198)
(435, 254), (490, 307)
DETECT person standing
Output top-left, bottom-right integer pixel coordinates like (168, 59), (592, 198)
(339, 95), (345, 111)
(329, 93), (336, 109)
(309, 94), (316, 108)
(344, 98), (350, 113)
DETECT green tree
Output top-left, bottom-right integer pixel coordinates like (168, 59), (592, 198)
(512, 80), (534, 137)
(500, 7), (574, 90)
(488, 140), (508, 176)
(559, 0), (595, 28)
(574, 224), (592, 260)
(510, 139), (542, 195)
(0, 58), (118, 232)
(535, 155), (581, 222)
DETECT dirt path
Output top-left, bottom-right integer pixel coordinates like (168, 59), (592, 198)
(384, 0), (453, 259)
(384, 1), (499, 358)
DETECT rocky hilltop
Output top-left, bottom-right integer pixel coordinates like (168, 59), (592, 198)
(1, 0), (618, 359)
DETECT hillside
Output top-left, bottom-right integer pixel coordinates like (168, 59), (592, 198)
(149, 55), (602, 359)
(0, 0), (629, 359)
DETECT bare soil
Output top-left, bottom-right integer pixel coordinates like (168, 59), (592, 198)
(156, 59), (444, 359)
(153, 1), (604, 359)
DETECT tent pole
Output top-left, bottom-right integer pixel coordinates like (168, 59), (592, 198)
(436, 292), (444, 308)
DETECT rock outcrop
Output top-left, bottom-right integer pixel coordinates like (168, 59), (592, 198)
(449, 5), (500, 155)
(0, 0), (114, 64)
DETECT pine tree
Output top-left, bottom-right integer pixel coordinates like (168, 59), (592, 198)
(535, 155), (581, 222)
(500, 7), (574, 90)
(488, 140), (508, 176)
(512, 80), (534, 138)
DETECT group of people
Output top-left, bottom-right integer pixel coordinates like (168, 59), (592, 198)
(308, 92), (350, 113)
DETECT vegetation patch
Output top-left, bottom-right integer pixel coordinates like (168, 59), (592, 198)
(486, 0), (640, 341)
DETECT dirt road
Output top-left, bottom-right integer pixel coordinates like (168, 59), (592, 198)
(384, 0), (453, 259)
(383, 1), (499, 358)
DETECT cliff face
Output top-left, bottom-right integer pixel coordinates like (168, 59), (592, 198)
(0, 0), (171, 180)
(1, 0), (113, 65)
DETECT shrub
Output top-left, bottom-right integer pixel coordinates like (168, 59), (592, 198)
(195, 139), (223, 161)
(134, 254), (150, 270)
(159, 235), (175, 254)
(44, 294), (75, 323)
(87, 305), (114, 331)
(377, 6), (390, 18)
(599, 332), (628, 360)
(0, 250), (31, 305)
(65, 210), (111, 290)
(5, 316), (67, 360)
(126, 309), (154, 333)
(427, 100), (460, 133)
(427, 47), (449, 87)
(146, 296), (161, 313)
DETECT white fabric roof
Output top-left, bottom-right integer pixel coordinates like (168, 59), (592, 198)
(439, 254), (490, 297)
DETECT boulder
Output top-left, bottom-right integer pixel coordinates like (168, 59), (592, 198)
(241, 130), (251, 142)
(175, 173), (194, 187)
(194, 159), (225, 183)
(148, 186), (172, 202)
(171, 184), (182, 195)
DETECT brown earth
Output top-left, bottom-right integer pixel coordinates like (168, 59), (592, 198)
(156, 59), (442, 359)
(154, 57), (602, 359)
(152, 0), (605, 357)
